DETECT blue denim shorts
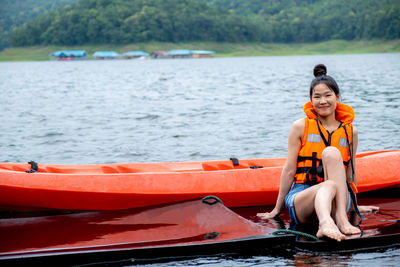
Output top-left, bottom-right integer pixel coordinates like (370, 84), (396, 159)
(284, 183), (351, 224)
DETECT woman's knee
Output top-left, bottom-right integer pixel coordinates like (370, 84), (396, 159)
(319, 180), (337, 195)
(322, 146), (342, 163)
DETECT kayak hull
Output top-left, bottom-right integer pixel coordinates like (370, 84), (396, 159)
(0, 150), (399, 211)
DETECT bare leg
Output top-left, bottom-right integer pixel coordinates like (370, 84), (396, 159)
(294, 180), (345, 241)
(321, 147), (360, 235)
(293, 146), (360, 240)
(314, 180), (345, 241)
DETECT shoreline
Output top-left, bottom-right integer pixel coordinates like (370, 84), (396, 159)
(0, 39), (399, 62)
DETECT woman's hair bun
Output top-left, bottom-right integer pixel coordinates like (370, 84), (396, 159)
(313, 64), (327, 78)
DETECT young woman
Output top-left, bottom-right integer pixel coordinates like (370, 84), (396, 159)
(257, 64), (379, 241)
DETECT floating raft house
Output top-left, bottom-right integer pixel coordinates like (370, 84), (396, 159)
(192, 50), (215, 58)
(167, 49), (215, 58)
(93, 51), (120, 60)
(167, 49), (193, 58)
(122, 51), (150, 59)
(154, 50), (215, 59)
(152, 51), (169, 59)
(49, 50), (86, 60)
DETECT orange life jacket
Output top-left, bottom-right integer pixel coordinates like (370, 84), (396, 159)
(294, 101), (354, 184)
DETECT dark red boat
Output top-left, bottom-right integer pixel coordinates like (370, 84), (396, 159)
(0, 196), (292, 266)
(0, 191), (399, 266)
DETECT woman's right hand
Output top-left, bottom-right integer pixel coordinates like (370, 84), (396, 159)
(257, 208), (280, 219)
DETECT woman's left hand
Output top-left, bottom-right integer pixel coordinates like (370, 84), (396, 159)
(358, 205), (379, 213)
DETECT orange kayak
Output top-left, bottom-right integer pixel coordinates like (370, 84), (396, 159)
(0, 150), (399, 211)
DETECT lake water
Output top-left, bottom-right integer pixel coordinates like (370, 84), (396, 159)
(1, 54), (399, 265)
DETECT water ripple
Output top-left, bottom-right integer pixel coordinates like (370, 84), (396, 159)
(0, 54), (399, 165)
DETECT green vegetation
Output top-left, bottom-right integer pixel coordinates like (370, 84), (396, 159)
(0, 0), (79, 50)
(7, 0), (400, 47)
(1, 0), (399, 61)
(1, 39), (399, 62)
(9, 0), (258, 46)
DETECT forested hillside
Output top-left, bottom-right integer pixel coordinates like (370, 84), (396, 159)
(10, 0), (258, 46)
(0, 0), (79, 50)
(7, 0), (400, 47)
(202, 0), (400, 42)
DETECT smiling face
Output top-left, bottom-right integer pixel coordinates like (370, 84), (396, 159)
(311, 83), (340, 118)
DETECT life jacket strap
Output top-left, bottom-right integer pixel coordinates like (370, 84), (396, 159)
(296, 152), (322, 183)
(347, 181), (364, 224)
(316, 119), (344, 147)
(297, 155), (318, 162)
(316, 119), (331, 146)
(310, 152), (318, 183)
(296, 167), (312, 174)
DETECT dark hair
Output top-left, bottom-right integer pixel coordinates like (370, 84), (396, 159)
(309, 64), (340, 98)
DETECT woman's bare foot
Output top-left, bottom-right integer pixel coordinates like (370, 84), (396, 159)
(316, 219), (346, 242)
(337, 218), (361, 235)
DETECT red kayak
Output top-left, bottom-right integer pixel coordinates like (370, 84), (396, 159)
(0, 150), (399, 211)
(0, 197), (292, 265)
(0, 193), (399, 265)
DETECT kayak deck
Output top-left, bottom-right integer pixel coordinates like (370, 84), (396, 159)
(0, 150), (392, 174)
(0, 158), (285, 174)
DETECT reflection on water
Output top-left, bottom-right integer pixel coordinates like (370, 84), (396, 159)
(291, 252), (351, 267)
(0, 54), (399, 265)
